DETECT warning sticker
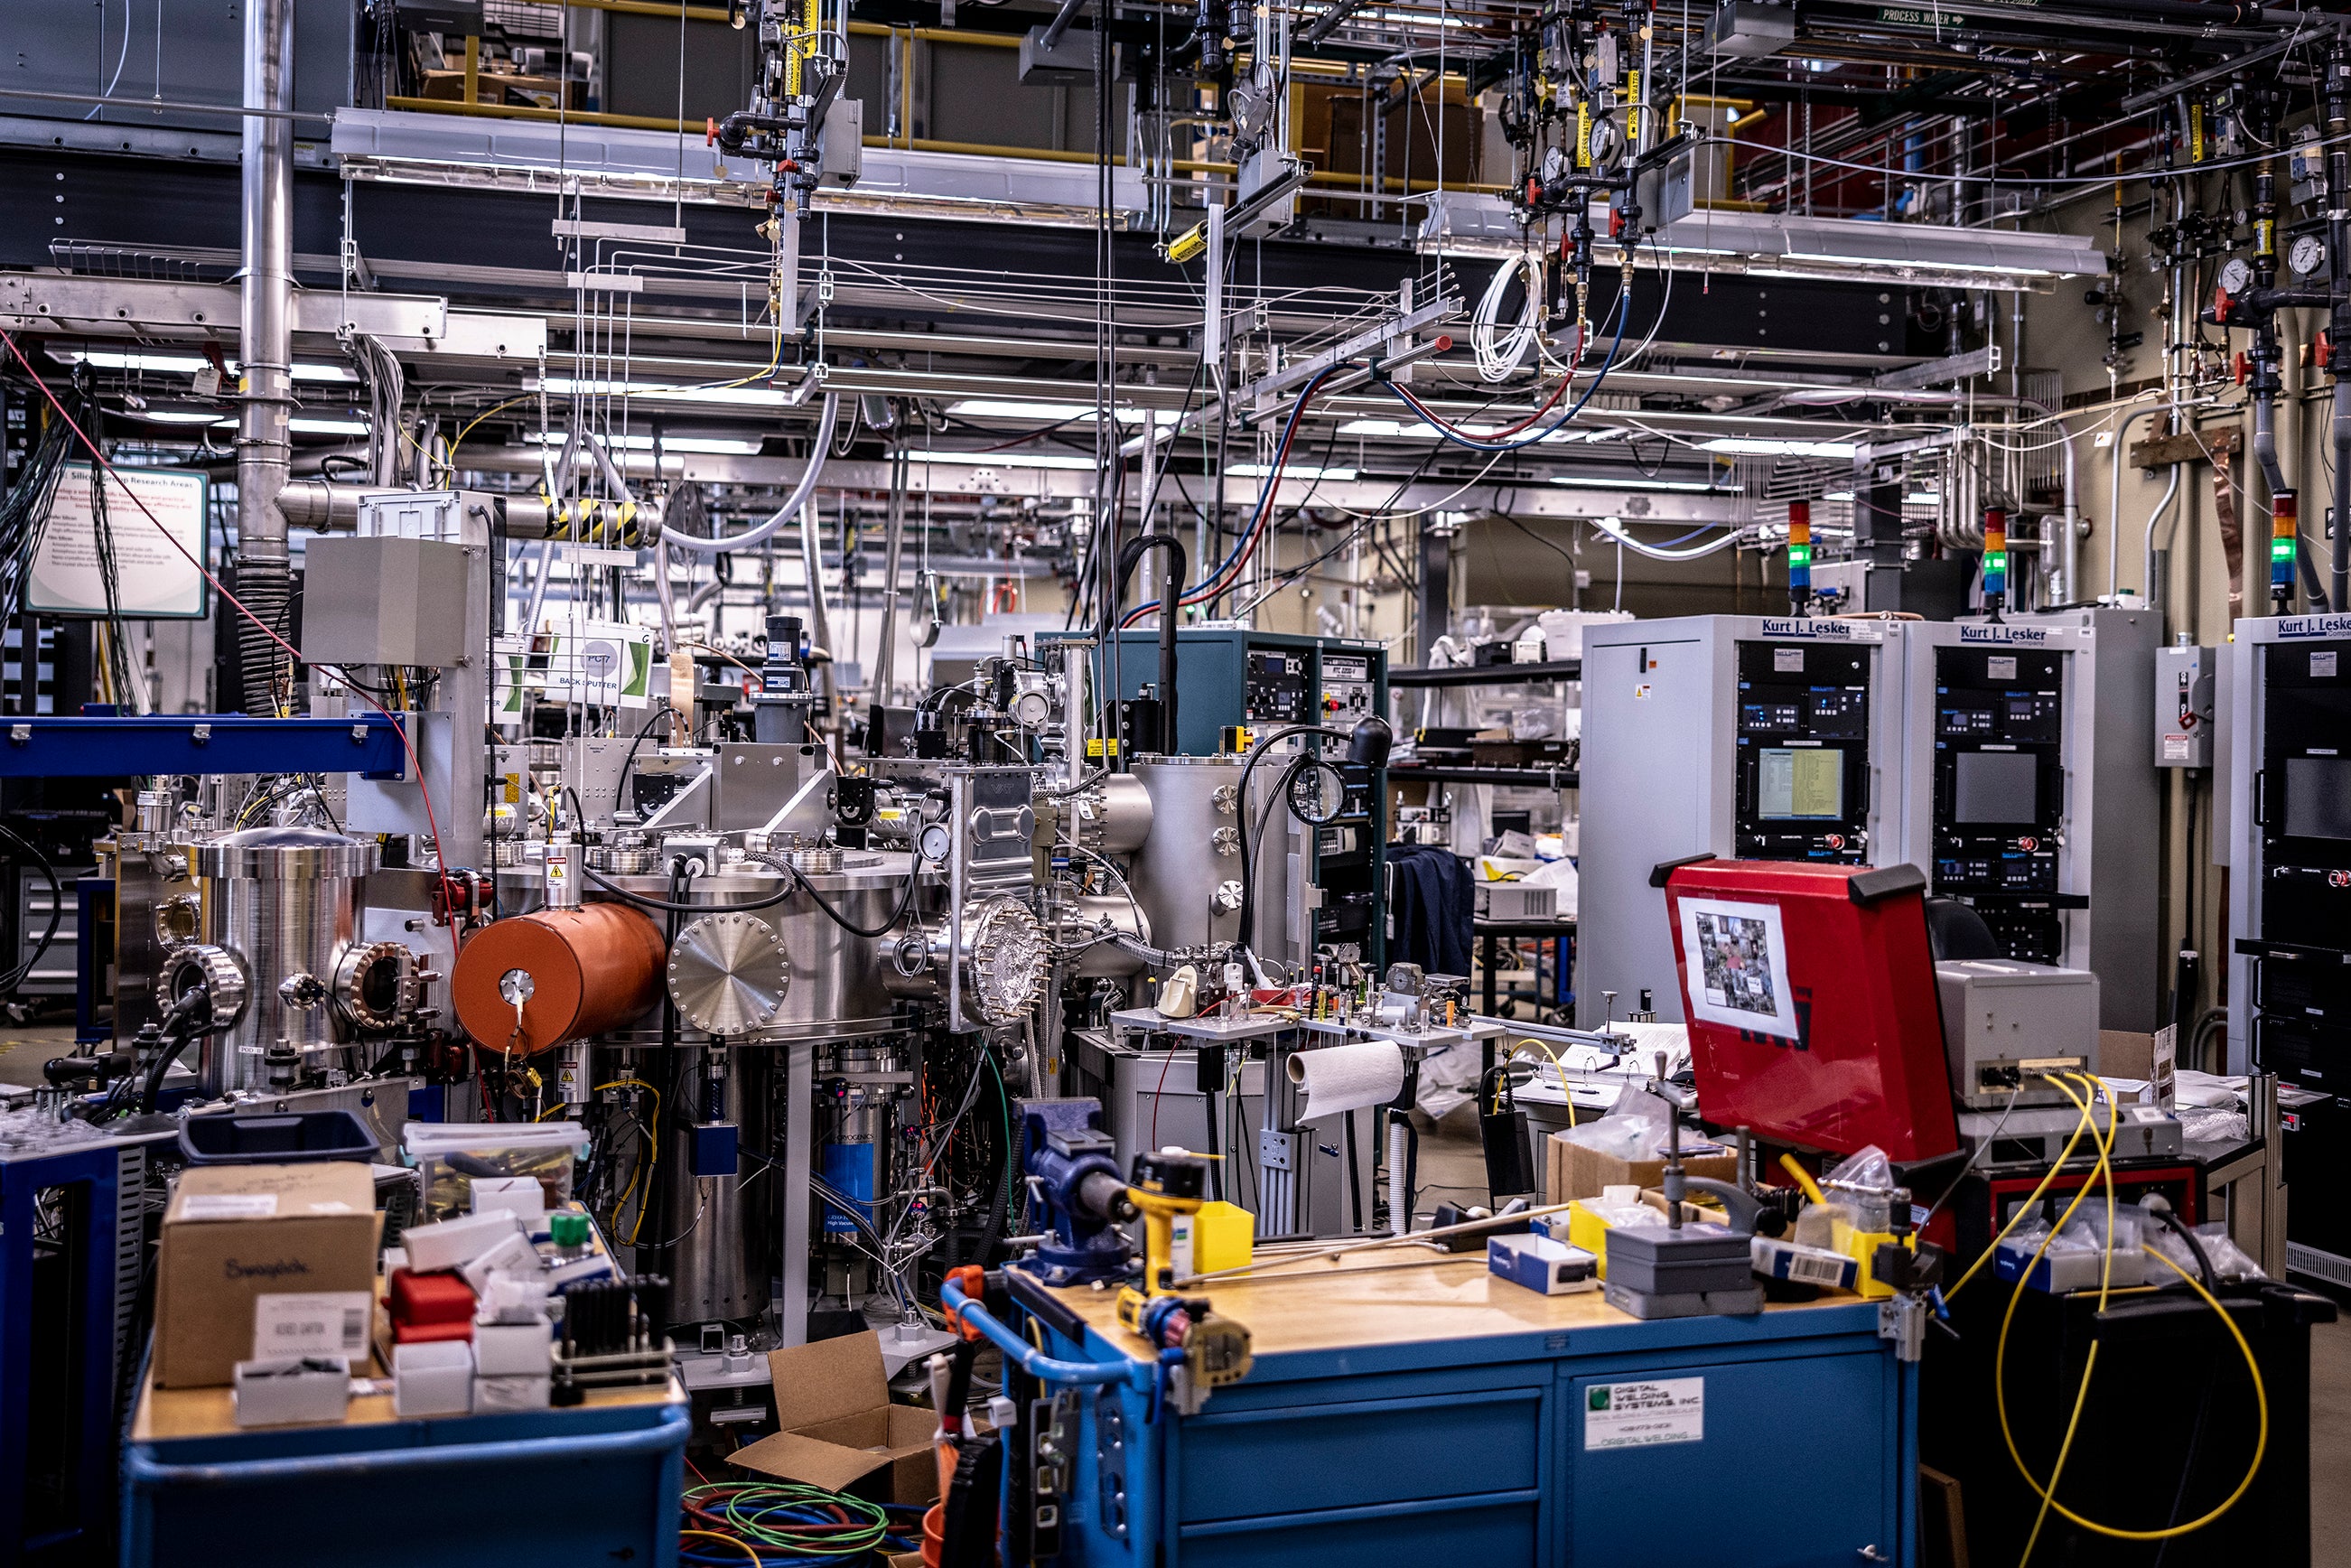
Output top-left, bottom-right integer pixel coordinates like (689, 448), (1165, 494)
(1584, 1377), (1704, 1451)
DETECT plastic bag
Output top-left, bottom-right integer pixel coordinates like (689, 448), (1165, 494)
(1824, 1144), (1896, 1232)
(1554, 1113), (1660, 1162)
(405, 1122), (587, 1219)
(2142, 1215), (2266, 1283)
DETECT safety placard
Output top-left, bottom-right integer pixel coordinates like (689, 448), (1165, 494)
(1583, 1377), (1704, 1451)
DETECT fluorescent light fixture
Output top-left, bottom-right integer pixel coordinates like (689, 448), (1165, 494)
(528, 431), (763, 455)
(1906, 490), (1942, 504)
(1338, 417), (1601, 444)
(907, 451), (1097, 471)
(947, 398), (1145, 425)
(134, 410), (229, 425)
(289, 417), (371, 435)
(1230, 462), (1356, 481)
(1824, 490), (1856, 501)
(59, 349), (355, 382)
(1549, 474), (1730, 493)
(534, 375), (792, 408)
(1697, 437), (1859, 459)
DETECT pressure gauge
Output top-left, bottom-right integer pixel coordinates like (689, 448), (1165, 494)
(2291, 234), (2328, 278)
(918, 822), (953, 863)
(2217, 257), (2252, 296)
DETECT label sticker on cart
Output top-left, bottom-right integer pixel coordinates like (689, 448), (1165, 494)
(252, 1291), (372, 1360)
(1584, 1378), (1704, 1450)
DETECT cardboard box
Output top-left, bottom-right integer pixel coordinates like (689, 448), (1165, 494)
(155, 1163), (381, 1388)
(1544, 1133), (1738, 1207)
(729, 1332), (946, 1505)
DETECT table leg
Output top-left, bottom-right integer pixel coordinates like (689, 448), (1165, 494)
(1480, 932), (1499, 1073)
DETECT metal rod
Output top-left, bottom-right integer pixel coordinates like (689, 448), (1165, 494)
(0, 88), (329, 121)
(235, 0), (294, 716)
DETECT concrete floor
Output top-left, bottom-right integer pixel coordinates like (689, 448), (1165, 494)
(1413, 1104), (2351, 1563)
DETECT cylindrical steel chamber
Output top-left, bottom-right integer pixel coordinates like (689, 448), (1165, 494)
(174, 826), (378, 1095)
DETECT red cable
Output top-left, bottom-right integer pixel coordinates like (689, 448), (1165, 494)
(0, 327), (463, 935)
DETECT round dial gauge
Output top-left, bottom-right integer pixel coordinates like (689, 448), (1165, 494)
(2291, 234), (2328, 277)
(2217, 257), (2252, 296)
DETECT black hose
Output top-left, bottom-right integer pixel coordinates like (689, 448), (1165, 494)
(136, 1017), (204, 1115)
(1232, 723), (1351, 957)
(0, 823), (61, 992)
(1105, 534), (1188, 754)
(744, 853), (923, 938)
(580, 863), (798, 913)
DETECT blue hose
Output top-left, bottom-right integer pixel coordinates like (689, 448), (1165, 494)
(940, 1276), (1152, 1390)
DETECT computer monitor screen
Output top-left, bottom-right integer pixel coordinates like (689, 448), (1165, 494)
(1758, 747), (1844, 819)
(2285, 756), (2351, 841)
(1953, 751), (2038, 824)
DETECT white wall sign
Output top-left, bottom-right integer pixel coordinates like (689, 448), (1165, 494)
(27, 464), (210, 619)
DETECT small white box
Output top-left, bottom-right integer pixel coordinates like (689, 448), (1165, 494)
(471, 1176), (547, 1226)
(402, 1211), (525, 1274)
(233, 1356), (352, 1428)
(1488, 1233), (1600, 1295)
(471, 1373), (553, 1414)
(460, 1230), (544, 1296)
(473, 1315), (554, 1377)
(1477, 882), (1558, 921)
(393, 1339), (475, 1418)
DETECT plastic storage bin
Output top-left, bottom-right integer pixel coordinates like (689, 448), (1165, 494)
(179, 1109), (378, 1165)
(403, 1121), (587, 1218)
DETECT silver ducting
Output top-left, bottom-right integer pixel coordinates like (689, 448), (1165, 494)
(236, 0), (294, 714)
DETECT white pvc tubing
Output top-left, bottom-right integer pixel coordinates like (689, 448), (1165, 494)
(1591, 513), (1748, 562)
(662, 393), (842, 555)
(1473, 253), (1544, 384)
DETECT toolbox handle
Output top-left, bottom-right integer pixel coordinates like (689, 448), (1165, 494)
(124, 1403), (688, 1489)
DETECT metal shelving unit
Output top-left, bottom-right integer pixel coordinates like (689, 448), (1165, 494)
(1387, 659), (1583, 688)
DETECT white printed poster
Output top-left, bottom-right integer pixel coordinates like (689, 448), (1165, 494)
(27, 464), (210, 618)
(1584, 1377), (1705, 1451)
(1677, 895), (1799, 1041)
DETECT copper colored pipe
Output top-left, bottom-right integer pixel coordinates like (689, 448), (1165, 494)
(451, 902), (667, 1054)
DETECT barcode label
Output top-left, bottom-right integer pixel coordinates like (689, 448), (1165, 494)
(1786, 1251), (1848, 1286)
(253, 1292), (372, 1359)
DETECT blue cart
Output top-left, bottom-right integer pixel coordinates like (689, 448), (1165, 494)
(121, 1356), (686, 1568)
(963, 1255), (1916, 1567)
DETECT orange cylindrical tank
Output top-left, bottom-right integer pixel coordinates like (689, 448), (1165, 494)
(451, 901), (667, 1054)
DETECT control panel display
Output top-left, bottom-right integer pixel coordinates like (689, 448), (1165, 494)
(1732, 640), (1871, 863)
(1244, 649), (1310, 725)
(1931, 645), (2066, 962)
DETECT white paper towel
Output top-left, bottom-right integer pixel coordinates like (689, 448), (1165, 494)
(1286, 1040), (1407, 1120)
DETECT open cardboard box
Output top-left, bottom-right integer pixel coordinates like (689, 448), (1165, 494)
(1545, 1133), (1737, 1206)
(728, 1331), (947, 1505)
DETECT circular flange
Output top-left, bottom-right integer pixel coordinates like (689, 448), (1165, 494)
(961, 897), (1049, 1027)
(334, 940), (422, 1032)
(155, 943), (247, 1031)
(667, 911), (792, 1036)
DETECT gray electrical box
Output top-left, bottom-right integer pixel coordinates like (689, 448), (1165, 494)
(302, 536), (473, 668)
(2155, 643), (2215, 768)
(1889, 607), (2161, 1032)
(1934, 959), (2102, 1109)
(1579, 614), (1908, 1028)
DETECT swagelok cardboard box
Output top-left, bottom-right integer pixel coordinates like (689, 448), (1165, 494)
(154, 1162), (382, 1388)
(728, 1330), (947, 1505)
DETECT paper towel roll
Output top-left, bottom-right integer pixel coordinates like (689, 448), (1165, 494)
(1286, 1040), (1407, 1120)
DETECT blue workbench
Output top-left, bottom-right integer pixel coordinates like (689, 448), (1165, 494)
(120, 1353), (687, 1568)
(1004, 1255), (1915, 1567)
